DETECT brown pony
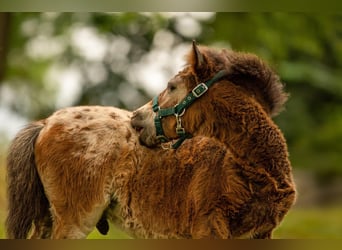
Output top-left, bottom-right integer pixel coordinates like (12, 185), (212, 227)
(7, 106), (235, 239)
(6, 106), (277, 239)
(6, 43), (296, 239)
(131, 42), (296, 237)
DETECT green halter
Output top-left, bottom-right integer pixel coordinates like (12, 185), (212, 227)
(152, 70), (227, 149)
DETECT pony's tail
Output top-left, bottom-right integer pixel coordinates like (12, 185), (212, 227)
(6, 122), (49, 239)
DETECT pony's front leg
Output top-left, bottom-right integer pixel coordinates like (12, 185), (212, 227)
(191, 209), (231, 239)
(253, 230), (273, 239)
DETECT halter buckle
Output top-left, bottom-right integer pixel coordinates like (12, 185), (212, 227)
(192, 82), (208, 98)
(176, 127), (185, 135)
(175, 112), (185, 136)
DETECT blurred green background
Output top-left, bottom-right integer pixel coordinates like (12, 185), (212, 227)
(0, 12), (341, 239)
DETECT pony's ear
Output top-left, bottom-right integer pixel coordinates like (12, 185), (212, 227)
(189, 40), (206, 72)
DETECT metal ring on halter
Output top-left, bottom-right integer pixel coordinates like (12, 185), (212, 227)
(175, 107), (186, 117)
(161, 142), (173, 150)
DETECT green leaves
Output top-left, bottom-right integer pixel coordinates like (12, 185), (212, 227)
(1, 12), (341, 180)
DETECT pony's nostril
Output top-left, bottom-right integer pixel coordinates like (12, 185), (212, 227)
(132, 110), (147, 122)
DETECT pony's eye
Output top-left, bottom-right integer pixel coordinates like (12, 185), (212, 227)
(168, 83), (177, 92)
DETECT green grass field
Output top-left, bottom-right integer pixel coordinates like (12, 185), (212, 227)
(273, 207), (342, 239)
(85, 207), (342, 239)
(0, 206), (341, 239)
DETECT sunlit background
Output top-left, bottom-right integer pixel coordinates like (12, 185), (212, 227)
(0, 12), (341, 239)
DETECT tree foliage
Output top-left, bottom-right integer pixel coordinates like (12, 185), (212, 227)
(0, 12), (341, 179)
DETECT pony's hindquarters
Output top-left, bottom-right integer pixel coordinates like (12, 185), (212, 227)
(34, 106), (137, 238)
(6, 122), (50, 239)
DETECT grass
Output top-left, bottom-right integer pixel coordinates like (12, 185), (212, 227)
(0, 153), (6, 239)
(87, 206), (342, 239)
(88, 207), (342, 239)
(87, 207), (342, 239)
(87, 224), (131, 239)
(273, 206), (342, 239)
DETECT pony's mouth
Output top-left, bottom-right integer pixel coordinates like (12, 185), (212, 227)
(132, 124), (144, 134)
(130, 114), (145, 134)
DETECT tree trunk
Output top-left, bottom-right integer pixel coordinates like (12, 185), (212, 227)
(0, 12), (11, 83)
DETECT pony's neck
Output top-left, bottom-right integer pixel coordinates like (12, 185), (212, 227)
(202, 94), (291, 177)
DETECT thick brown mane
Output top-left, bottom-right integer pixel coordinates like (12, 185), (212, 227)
(186, 46), (288, 117)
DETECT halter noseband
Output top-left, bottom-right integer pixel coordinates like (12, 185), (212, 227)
(152, 70), (227, 149)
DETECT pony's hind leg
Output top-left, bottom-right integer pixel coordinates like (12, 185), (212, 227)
(51, 219), (87, 239)
(50, 203), (107, 239)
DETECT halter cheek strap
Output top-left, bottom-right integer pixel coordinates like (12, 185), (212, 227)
(152, 70), (227, 149)
(153, 98), (191, 149)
